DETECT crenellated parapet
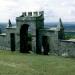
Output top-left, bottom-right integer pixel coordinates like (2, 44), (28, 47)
(22, 11), (44, 17)
(16, 11), (44, 21)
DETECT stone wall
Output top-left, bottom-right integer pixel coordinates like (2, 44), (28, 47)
(59, 40), (75, 57)
(0, 34), (10, 50)
(40, 29), (59, 53)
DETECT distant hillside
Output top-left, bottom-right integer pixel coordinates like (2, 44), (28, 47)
(44, 22), (75, 32)
(0, 22), (75, 33)
(0, 23), (16, 32)
(0, 23), (7, 32)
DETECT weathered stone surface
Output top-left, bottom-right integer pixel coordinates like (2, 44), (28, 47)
(0, 11), (75, 57)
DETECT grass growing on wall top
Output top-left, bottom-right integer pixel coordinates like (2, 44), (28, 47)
(0, 50), (75, 75)
(65, 33), (75, 39)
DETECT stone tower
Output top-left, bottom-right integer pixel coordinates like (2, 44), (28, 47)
(57, 18), (64, 40)
(8, 19), (12, 27)
(16, 11), (44, 53)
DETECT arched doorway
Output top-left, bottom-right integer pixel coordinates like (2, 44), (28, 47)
(20, 24), (29, 53)
(42, 36), (49, 55)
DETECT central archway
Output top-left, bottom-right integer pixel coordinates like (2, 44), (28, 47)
(20, 24), (29, 53)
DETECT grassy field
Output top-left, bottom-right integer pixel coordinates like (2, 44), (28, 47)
(0, 50), (75, 75)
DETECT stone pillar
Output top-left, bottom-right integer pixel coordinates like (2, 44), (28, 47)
(32, 34), (42, 54)
(32, 36), (36, 53)
(36, 29), (42, 54)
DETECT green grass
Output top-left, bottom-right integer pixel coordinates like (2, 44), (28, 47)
(0, 50), (75, 75)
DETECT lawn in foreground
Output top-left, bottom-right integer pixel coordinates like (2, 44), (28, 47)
(0, 50), (75, 75)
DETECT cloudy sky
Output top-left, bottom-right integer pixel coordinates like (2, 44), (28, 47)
(0, 0), (75, 22)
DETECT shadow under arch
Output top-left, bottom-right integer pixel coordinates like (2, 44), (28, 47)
(20, 24), (29, 53)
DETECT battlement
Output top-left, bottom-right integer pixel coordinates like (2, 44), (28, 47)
(22, 11), (44, 17)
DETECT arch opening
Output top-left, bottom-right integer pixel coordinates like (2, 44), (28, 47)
(20, 24), (29, 53)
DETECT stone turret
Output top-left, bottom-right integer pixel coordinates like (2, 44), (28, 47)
(57, 18), (64, 40)
(57, 18), (64, 31)
(8, 19), (12, 27)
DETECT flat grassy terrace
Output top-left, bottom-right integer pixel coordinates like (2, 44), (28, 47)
(0, 50), (75, 75)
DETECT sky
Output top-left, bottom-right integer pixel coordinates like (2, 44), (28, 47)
(0, 0), (75, 22)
